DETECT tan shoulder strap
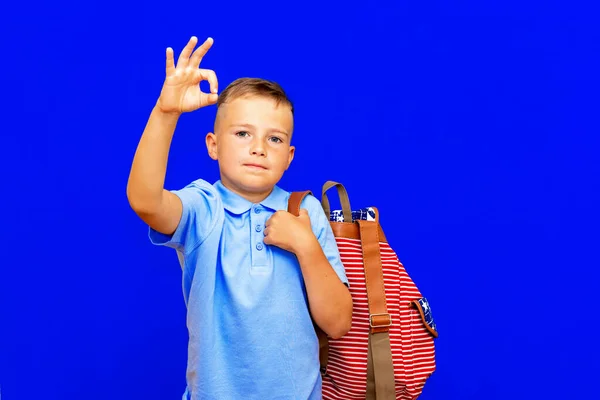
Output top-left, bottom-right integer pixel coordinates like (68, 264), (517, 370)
(321, 181), (352, 222)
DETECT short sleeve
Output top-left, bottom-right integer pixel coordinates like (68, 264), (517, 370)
(148, 179), (221, 254)
(302, 195), (349, 287)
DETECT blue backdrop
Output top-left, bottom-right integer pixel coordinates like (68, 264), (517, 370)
(1, 1), (599, 399)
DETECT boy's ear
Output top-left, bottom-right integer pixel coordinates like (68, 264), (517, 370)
(286, 145), (295, 170)
(206, 132), (218, 160)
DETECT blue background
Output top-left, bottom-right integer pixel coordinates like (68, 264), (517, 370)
(1, 1), (599, 399)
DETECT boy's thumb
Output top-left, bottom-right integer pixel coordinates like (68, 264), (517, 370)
(298, 209), (309, 218)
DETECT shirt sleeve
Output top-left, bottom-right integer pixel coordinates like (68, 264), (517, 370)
(303, 194), (349, 287)
(148, 179), (221, 254)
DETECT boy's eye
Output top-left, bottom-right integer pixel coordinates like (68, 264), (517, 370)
(236, 131), (249, 138)
(269, 136), (283, 143)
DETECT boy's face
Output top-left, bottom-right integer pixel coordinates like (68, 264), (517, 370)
(206, 95), (295, 201)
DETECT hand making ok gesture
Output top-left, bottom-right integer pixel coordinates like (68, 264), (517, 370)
(157, 36), (219, 114)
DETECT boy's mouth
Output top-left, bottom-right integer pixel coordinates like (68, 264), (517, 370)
(243, 163), (268, 170)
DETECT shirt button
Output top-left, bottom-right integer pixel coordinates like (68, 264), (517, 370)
(254, 207), (262, 214)
(255, 225), (262, 232)
(256, 243), (264, 251)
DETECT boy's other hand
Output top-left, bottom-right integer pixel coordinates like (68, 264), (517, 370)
(156, 36), (219, 115)
(263, 209), (316, 254)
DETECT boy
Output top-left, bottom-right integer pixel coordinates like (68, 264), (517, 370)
(126, 36), (353, 400)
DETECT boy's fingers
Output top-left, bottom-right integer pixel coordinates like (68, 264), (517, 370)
(263, 228), (273, 244)
(298, 209), (311, 222)
(176, 36), (198, 68)
(165, 47), (175, 76)
(197, 69), (218, 94)
(190, 37), (214, 68)
(264, 211), (280, 227)
(204, 93), (218, 105)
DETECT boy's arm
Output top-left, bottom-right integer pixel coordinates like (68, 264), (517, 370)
(294, 235), (353, 339)
(127, 108), (183, 235)
(126, 36), (218, 235)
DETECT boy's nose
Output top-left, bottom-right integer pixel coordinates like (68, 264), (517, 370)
(250, 142), (266, 156)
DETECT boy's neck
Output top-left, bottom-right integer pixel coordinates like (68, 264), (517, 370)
(220, 179), (274, 204)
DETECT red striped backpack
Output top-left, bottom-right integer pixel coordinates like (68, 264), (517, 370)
(288, 181), (439, 400)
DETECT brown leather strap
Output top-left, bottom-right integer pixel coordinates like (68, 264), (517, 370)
(287, 191), (312, 216)
(287, 190), (329, 372)
(321, 181), (352, 223)
(359, 219), (395, 399)
(358, 220), (391, 334)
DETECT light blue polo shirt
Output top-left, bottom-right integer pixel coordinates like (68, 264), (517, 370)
(148, 179), (348, 400)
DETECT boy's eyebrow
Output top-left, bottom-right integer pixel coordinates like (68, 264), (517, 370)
(231, 123), (289, 136)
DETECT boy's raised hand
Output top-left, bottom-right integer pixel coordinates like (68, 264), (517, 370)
(156, 36), (218, 114)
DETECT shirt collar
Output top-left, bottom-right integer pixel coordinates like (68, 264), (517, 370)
(214, 180), (289, 214)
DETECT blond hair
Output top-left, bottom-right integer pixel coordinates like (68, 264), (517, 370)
(217, 77), (294, 114)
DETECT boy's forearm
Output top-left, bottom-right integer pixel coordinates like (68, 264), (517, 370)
(295, 239), (353, 339)
(127, 104), (181, 212)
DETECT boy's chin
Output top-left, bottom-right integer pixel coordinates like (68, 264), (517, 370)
(241, 180), (278, 193)
(227, 175), (279, 193)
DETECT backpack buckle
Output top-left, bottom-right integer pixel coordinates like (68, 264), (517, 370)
(370, 313), (392, 328)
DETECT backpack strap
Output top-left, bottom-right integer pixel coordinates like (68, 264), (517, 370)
(287, 190), (312, 216)
(287, 190), (330, 373)
(320, 181), (397, 399)
(321, 180), (353, 223)
(358, 219), (396, 400)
